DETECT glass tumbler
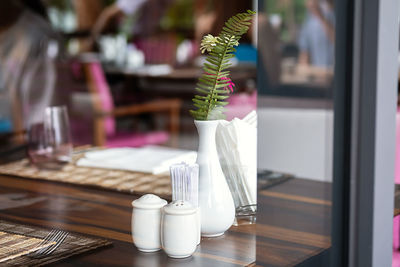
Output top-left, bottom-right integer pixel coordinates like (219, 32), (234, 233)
(27, 106), (72, 168)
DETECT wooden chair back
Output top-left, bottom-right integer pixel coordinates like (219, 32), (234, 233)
(83, 60), (116, 145)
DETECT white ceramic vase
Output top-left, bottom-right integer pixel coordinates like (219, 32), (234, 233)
(194, 120), (235, 237)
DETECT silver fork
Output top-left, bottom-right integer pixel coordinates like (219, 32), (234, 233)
(30, 230), (69, 259)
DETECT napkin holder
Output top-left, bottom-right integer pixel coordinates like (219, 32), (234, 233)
(216, 111), (257, 225)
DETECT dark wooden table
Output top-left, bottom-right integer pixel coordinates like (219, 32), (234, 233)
(104, 64), (257, 94)
(104, 65), (256, 80)
(256, 178), (332, 266)
(0, 172), (332, 267)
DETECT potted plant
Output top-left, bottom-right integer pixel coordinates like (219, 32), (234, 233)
(190, 10), (255, 237)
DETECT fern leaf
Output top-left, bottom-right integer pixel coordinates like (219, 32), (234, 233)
(190, 10), (255, 120)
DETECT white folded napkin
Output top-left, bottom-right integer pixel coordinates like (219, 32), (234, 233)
(216, 111), (257, 206)
(76, 146), (197, 174)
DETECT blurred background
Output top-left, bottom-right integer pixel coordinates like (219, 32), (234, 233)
(0, 0), (333, 152)
(0, 0), (335, 173)
(258, 0), (334, 181)
(0, 0), (257, 152)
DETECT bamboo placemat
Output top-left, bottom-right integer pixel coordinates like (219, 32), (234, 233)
(0, 154), (172, 198)
(0, 152), (292, 200)
(0, 219), (112, 267)
(0, 231), (55, 263)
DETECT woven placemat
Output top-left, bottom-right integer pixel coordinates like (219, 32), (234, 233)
(0, 231), (55, 263)
(0, 154), (172, 198)
(0, 219), (112, 267)
(0, 151), (292, 200)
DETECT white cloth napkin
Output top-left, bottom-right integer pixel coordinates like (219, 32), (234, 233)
(76, 146), (197, 174)
(216, 111), (257, 206)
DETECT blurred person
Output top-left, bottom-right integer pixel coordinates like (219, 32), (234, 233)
(194, 0), (216, 45)
(194, 0), (253, 44)
(298, 0), (335, 68)
(0, 0), (59, 137)
(91, 0), (148, 41)
(89, 0), (173, 45)
(258, 13), (281, 88)
(193, 0), (255, 63)
(73, 0), (103, 31)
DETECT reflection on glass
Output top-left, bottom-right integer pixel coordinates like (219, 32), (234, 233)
(257, 0), (334, 266)
(298, 0), (335, 68)
(258, 0), (334, 97)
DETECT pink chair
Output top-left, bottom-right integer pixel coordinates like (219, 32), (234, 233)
(393, 109), (400, 266)
(71, 60), (181, 148)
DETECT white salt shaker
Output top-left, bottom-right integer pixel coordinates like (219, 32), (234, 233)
(131, 194), (167, 252)
(161, 200), (198, 258)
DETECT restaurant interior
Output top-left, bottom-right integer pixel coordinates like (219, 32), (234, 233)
(0, 0), (398, 266)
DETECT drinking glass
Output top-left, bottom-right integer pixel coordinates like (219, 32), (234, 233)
(27, 106), (72, 168)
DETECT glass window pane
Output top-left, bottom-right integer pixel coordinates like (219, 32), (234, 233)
(257, 0), (335, 265)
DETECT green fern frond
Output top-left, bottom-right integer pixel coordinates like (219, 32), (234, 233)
(190, 10), (256, 121)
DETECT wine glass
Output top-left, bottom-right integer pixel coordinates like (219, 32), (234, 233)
(27, 106), (72, 169)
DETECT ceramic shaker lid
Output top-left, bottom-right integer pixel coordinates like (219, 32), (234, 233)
(163, 200), (197, 215)
(132, 194), (167, 209)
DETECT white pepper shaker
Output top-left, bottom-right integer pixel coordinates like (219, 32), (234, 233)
(131, 194), (167, 252)
(161, 200), (198, 258)
(169, 163), (200, 245)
